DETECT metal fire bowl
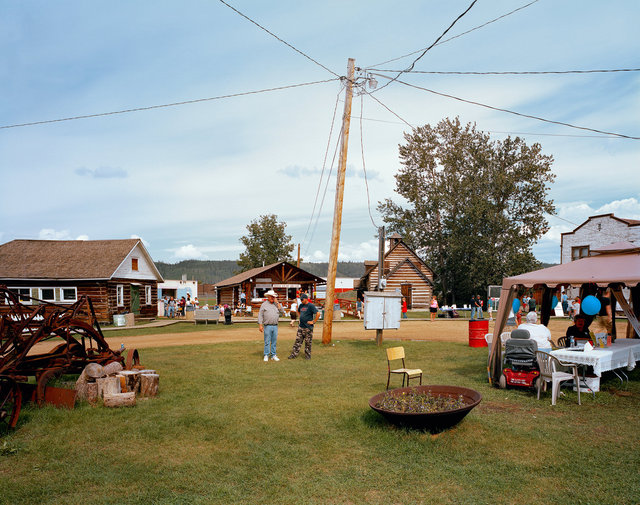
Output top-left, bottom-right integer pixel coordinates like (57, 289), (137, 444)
(369, 385), (482, 432)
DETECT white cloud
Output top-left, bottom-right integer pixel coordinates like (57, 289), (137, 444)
(38, 229), (90, 240)
(74, 166), (128, 178)
(76, 234), (89, 241)
(173, 244), (208, 260)
(308, 239), (379, 262)
(130, 234), (150, 247)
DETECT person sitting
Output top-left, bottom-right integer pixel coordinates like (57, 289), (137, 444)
(518, 311), (553, 353)
(565, 314), (591, 344)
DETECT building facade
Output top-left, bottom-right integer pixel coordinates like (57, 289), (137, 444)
(560, 213), (640, 263)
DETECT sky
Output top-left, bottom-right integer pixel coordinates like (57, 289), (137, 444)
(1, 0), (639, 265)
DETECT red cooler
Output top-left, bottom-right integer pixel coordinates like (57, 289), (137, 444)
(469, 319), (489, 347)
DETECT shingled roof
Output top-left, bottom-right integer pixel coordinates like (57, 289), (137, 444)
(0, 239), (160, 280)
(214, 261), (326, 288)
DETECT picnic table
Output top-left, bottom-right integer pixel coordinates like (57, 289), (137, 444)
(551, 338), (640, 377)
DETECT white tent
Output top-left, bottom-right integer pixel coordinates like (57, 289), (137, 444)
(488, 242), (640, 384)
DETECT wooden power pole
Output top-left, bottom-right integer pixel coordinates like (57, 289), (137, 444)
(322, 58), (355, 345)
(376, 226), (385, 346)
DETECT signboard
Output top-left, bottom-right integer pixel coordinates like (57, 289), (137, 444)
(363, 291), (402, 330)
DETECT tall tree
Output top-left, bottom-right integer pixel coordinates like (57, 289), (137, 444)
(379, 117), (555, 303)
(237, 214), (295, 272)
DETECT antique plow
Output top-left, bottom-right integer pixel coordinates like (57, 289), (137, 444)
(0, 286), (131, 429)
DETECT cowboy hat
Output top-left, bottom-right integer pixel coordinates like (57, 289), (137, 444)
(265, 290), (278, 297)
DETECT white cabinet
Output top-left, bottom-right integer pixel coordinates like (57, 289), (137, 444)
(363, 291), (402, 330)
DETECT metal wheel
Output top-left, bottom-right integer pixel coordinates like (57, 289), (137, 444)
(0, 379), (22, 429)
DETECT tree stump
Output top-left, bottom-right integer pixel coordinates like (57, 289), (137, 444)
(96, 376), (120, 398)
(85, 382), (99, 404)
(103, 361), (124, 376)
(140, 374), (160, 397)
(103, 392), (136, 408)
(117, 370), (141, 393)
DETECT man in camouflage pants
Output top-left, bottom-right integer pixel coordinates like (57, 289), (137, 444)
(288, 294), (320, 359)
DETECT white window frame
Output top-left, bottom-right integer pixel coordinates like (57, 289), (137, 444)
(117, 285), (124, 306)
(40, 287), (56, 302)
(8, 287), (32, 305)
(145, 285), (152, 305)
(61, 287), (78, 303)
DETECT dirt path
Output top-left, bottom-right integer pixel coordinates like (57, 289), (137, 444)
(30, 317), (611, 353)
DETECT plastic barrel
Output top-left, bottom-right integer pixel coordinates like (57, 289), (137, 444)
(469, 319), (489, 347)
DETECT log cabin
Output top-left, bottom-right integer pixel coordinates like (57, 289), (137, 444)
(214, 261), (326, 309)
(0, 238), (163, 323)
(357, 233), (435, 309)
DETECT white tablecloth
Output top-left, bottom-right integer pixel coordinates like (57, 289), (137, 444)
(551, 338), (640, 377)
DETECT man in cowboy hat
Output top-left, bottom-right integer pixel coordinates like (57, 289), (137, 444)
(258, 290), (284, 362)
(288, 293), (320, 360)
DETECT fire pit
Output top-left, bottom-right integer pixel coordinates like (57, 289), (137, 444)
(369, 385), (482, 432)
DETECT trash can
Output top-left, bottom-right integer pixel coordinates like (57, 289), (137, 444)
(469, 319), (489, 347)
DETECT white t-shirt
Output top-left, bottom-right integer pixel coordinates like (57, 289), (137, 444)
(517, 323), (553, 350)
(290, 302), (297, 313)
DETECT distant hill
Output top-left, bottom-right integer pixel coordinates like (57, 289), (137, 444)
(155, 260), (365, 284)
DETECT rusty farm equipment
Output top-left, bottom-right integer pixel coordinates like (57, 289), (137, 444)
(0, 286), (137, 429)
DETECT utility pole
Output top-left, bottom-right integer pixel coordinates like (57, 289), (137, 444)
(322, 58), (355, 345)
(297, 243), (301, 268)
(376, 226), (385, 346)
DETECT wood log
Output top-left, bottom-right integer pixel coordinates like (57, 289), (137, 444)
(103, 392), (136, 408)
(84, 362), (105, 379)
(86, 382), (99, 404)
(96, 376), (120, 398)
(138, 369), (157, 375)
(103, 361), (124, 376)
(118, 370), (141, 394)
(139, 373), (159, 397)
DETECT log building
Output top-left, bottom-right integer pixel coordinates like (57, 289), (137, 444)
(214, 261), (325, 308)
(0, 239), (163, 322)
(358, 233), (435, 309)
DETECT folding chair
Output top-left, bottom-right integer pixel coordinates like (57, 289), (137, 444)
(386, 346), (423, 390)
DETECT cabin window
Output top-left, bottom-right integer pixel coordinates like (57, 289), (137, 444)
(571, 246), (589, 261)
(7, 287), (32, 305)
(145, 285), (152, 305)
(117, 285), (124, 306)
(40, 288), (55, 302)
(132, 258), (139, 271)
(62, 287), (77, 302)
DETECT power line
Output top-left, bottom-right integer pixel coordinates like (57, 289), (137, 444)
(384, 76), (640, 140)
(302, 83), (345, 247)
(372, 68), (640, 75)
(373, 0), (478, 93)
(359, 94), (379, 229)
(363, 91), (414, 129)
(218, 0), (339, 78)
(0, 79), (339, 130)
(367, 0), (539, 69)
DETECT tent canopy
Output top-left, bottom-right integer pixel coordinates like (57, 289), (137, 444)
(488, 242), (640, 383)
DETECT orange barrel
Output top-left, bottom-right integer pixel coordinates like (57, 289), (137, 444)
(469, 319), (489, 347)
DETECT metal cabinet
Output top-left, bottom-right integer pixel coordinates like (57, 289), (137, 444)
(363, 291), (402, 330)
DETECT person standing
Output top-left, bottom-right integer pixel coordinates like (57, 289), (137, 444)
(469, 295), (477, 320)
(476, 295), (484, 320)
(258, 290), (283, 362)
(429, 295), (438, 322)
(401, 297), (408, 319)
(561, 292), (569, 315)
(288, 294), (319, 359)
(289, 300), (298, 327)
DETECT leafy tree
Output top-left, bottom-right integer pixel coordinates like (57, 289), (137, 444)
(379, 117), (555, 304)
(237, 214), (295, 272)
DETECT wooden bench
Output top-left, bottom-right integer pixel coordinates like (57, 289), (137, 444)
(194, 309), (220, 325)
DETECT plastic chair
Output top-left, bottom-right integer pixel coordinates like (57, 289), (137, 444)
(554, 336), (570, 349)
(536, 351), (581, 406)
(500, 332), (511, 347)
(386, 346), (423, 390)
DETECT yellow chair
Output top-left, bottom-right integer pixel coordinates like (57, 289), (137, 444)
(386, 346), (423, 389)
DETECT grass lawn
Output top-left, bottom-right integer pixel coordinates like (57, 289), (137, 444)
(2, 338), (639, 505)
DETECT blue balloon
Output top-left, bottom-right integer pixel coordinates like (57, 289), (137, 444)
(582, 295), (601, 315)
(512, 298), (520, 313)
(552, 296), (558, 308)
